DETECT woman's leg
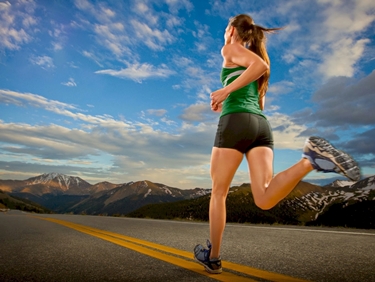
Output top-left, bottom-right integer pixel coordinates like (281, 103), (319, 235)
(245, 146), (314, 210)
(209, 147), (243, 259)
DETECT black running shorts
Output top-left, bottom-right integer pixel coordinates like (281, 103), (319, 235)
(214, 113), (274, 153)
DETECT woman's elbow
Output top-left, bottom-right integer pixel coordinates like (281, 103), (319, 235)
(262, 62), (269, 73)
(254, 61), (268, 77)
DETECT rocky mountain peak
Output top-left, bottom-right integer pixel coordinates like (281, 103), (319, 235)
(25, 173), (91, 194)
(330, 179), (356, 188)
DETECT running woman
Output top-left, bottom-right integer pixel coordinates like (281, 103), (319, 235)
(194, 14), (360, 274)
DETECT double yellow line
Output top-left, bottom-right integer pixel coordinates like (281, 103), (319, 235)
(35, 216), (309, 282)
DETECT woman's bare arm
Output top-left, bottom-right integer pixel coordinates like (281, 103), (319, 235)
(258, 95), (265, 111)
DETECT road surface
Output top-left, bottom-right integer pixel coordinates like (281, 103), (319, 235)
(0, 210), (374, 281)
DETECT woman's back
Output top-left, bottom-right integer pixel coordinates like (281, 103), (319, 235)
(220, 66), (265, 118)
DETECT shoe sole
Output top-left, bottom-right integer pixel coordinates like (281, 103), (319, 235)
(306, 136), (360, 181)
(194, 257), (222, 274)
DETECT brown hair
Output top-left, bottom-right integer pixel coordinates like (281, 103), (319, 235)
(228, 14), (282, 98)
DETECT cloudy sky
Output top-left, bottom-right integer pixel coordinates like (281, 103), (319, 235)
(0, 0), (374, 189)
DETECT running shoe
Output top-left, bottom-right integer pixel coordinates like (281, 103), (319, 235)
(193, 240), (222, 274)
(302, 136), (361, 181)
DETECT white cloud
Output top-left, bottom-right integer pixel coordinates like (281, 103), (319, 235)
(0, 0), (36, 50)
(0, 89), (77, 112)
(0, 1), (11, 11)
(268, 80), (294, 95)
(315, 0), (375, 78)
(319, 0), (375, 35)
(93, 23), (131, 56)
(241, 0), (375, 81)
(0, 122), (97, 159)
(82, 50), (104, 67)
(166, 15), (183, 28)
(192, 21), (213, 52)
(134, 2), (148, 14)
(30, 55), (55, 69)
(131, 19), (175, 50)
(179, 103), (213, 122)
(74, 0), (116, 23)
(320, 38), (370, 78)
(62, 78), (77, 87)
(74, 0), (133, 58)
(268, 112), (308, 150)
(74, 0), (177, 59)
(95, 63), (175, 82)
(132, 1), (159, 26)
(165, 0), (194, 14)
(0, 89), (218, 188)
(146, 109), (167, 117)
(52, 42), (63, 51)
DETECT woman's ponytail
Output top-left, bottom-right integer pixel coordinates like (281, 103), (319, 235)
(229, 15), (282, 98)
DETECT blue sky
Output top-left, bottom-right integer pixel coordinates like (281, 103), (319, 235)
(0, 0), (374, 189)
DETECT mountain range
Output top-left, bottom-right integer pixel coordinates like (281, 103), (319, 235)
(0, 173), (374, 228)
(0, 173), (211, 215)
(127, 176), (375, 229)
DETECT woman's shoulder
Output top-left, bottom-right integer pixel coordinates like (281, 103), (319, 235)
(221, 43), (251, 65)
(222, 43), (247, 55)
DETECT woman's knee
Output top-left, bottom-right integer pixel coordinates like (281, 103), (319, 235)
(253, 196), (275, 210)
(211, 183), (229, 199)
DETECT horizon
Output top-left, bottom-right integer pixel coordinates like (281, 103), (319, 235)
(0, 0), (374, 189)
(2, 171), (371, 189)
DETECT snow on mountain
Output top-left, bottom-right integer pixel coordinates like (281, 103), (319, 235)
(107, 180), (210, 202)
(161, 186), (173, 196)
(286, 176), (375, 220)
(67, 180), (212, 215)
(1, 173), (211, 200)
(361, 178), (375, 191)
(144, 188), (152, 198)
(137, 181), (210, 200)
(330, 179), (356, 188)
(3, 172), (374, 222)
(24, 173), (92, 195)
(189, 188), (212, 198)
(27, 173), (83, 190)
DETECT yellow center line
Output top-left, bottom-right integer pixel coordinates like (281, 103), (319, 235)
(36, 216), (255, 282)
(33, 216), (310, 282)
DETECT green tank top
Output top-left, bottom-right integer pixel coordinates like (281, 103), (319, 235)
(220, 66), (266, 119)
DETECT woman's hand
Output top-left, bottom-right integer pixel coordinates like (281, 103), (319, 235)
(211, 100), (222, 112)
(210, 88), (229, 111)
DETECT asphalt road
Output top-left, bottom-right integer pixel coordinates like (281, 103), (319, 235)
(0, 210), (374, 282)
